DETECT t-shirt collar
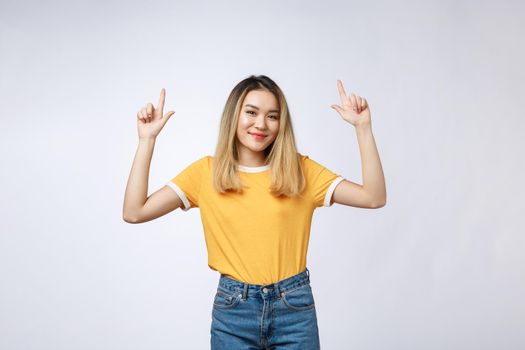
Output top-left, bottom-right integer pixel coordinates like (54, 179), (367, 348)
(238, 164), (270, 173)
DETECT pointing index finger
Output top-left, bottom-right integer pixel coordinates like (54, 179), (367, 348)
(337, 80), (349, 105)
(157, 88), (166, 113)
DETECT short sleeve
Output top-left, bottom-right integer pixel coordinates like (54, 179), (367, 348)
(165, 156), (208, 211)
(302, 155), (345, 208)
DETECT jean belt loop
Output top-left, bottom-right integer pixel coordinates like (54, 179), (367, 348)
(274, 281), (282, 299)
(242, 282), (248, 300)
(305, 267), (310, 277)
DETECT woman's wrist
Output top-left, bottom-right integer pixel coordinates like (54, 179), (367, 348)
(139, 136), (157, 144)
(355, 123), (372, 134)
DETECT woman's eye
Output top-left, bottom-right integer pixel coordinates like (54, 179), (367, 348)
(246, 111), (278, 119)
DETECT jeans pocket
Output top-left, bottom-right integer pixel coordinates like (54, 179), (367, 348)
(281, 283), (316, 311)
(213, 288), (242, 310)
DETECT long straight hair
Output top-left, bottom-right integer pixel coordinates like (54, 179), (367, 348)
(212, 75), (306, 198)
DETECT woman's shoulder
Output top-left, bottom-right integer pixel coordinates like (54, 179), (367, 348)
(193, 155), (213, 162)
(297, 152), (312, 164)
(296, 153), (331, 173)
(202, 155), (213, 167)
(183, 155), (212, 171)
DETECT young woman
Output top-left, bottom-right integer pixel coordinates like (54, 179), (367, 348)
(123, 75), (386, 349)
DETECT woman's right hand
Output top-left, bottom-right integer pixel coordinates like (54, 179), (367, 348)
(137, 88), (175, 140)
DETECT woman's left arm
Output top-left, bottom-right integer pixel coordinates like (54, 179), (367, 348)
(330, 80), (387, 209)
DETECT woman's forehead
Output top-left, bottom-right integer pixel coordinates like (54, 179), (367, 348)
(243, 90), (279, 111)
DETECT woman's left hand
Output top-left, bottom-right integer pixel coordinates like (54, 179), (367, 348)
(330, 80), (371, 128)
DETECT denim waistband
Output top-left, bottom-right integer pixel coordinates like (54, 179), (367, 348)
(218, 267), (311, 301)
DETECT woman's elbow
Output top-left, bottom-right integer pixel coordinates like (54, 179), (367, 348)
(123, 211), (142, 224)
(370, 199), (387, 208)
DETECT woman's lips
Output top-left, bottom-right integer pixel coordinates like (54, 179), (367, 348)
(249, 132), (267, 141)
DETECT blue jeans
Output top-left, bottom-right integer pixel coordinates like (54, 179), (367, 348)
(210, 267), (321, 349)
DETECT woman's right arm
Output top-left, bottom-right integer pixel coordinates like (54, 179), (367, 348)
(122, 88), (180, 224)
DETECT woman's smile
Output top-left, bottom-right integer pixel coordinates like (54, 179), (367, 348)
(249, 132), (267, 141)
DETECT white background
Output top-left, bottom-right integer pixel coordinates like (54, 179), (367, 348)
(1, 0), (524, 349)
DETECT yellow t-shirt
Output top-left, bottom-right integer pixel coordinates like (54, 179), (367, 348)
(166, 154), (344, 285)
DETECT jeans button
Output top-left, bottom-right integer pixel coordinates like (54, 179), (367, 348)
(262, 287), (268, 293)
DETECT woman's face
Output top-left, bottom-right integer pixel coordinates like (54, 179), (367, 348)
(236, 89), (280, 158)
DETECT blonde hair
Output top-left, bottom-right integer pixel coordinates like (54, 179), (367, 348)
(212, 75), (306, 198)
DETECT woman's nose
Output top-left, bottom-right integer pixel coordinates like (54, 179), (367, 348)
(254, 115), (267, 128)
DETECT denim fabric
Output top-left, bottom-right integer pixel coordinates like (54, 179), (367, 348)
(210, 268), (320, 349)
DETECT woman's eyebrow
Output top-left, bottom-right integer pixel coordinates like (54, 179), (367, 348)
(244, 104), (279, 113)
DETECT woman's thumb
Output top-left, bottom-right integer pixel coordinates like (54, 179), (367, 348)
(331, 105), (342, 114)
(164, 111), (175, 119)
(162, 111), (175, 125)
